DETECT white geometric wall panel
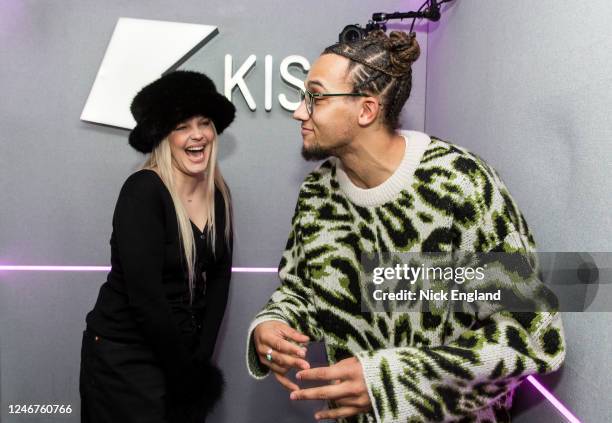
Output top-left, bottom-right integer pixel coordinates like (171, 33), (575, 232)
(80, 17), (218, 129)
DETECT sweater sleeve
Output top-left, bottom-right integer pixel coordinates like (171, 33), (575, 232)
(113, 174), (199, 392)
(355, 163), (566, 422)
(245, 200), (324, 379)
(197, 190), (233, 361)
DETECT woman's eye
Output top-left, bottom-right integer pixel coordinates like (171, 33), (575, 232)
(199, 120), (210, 126)
(174, 125), (187, 131)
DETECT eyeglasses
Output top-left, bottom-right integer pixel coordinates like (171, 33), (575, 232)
(298, 88), (368, 115)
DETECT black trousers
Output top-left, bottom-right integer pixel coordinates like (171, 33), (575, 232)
(80, 330), (168, 423)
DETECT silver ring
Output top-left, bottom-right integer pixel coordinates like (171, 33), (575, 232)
(265, 348), (273, 362)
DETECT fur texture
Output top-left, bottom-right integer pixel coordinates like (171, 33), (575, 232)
(129, 71), (236, 153)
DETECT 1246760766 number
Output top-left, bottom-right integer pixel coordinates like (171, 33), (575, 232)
(8, 404), (72, 414)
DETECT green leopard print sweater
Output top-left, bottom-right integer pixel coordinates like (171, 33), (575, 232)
(246, 131), (565, 422)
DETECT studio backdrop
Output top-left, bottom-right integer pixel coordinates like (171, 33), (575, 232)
(0, 1), (610, 422)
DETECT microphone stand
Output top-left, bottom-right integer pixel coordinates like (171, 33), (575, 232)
(372, 0), (442, 23)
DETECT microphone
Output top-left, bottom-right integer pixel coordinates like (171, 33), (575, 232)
(371, 11), (426, 22)
(371, 2), (444, 24)
(372, 13), (387, 22)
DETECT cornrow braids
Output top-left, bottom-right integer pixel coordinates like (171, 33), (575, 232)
(323, 30), (420, 131)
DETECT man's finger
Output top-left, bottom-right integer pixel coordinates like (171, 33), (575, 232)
(258, 346), (310, 370)
(273, 338), (308, 359)
(314, 406), (366, 420)
(296, 364), (346, 382)
(272, 350), (310, 370)
(290, 382), (351, 401)
(260, 336), (307, 359)
(259, 357), (290, 375)
(335, 396), (370, 408)
(274, 372), (299, 392)
(279, 325), (310, 344)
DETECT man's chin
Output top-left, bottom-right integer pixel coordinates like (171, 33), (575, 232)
(301, 145), (331, 162)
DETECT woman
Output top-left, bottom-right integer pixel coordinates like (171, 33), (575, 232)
(80, 71), (235, 423)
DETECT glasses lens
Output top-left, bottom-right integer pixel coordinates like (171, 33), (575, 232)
(300, 89), (312, 115)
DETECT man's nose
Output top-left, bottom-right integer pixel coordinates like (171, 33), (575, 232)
(293, 100), (309, 121)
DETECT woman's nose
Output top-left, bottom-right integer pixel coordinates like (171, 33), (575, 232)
(189, 125), (205, 140)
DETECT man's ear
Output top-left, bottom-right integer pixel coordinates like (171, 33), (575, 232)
(358, 97), (383, 127)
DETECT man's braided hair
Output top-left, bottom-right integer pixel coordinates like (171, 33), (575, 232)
(323, 30), (420, 131)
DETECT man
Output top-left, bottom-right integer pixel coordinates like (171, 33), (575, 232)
(246, 30), (565, 422)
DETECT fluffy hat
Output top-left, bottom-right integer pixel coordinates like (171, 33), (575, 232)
(128, 71), (236, 153)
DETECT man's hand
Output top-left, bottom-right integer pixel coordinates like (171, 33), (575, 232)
(290, 357), (371, 420)
(253, 321), (310, 391)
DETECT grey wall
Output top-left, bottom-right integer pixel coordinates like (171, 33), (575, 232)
(1, 1), (609, 422)
(0, 1), (426, 422)
(425, 1), (612, 422)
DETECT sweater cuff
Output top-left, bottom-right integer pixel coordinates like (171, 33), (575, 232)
(355, 348), (418, 423)
(245, 316), (290, 379)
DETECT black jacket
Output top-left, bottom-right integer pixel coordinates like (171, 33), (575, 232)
(86, 169), (232, 420)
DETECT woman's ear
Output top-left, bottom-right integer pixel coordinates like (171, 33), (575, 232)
(358, 97), (383, 127)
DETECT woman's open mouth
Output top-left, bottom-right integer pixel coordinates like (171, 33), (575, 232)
(185, 145), (206, 162)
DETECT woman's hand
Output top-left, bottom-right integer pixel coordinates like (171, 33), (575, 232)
(253, 321), (310, 391)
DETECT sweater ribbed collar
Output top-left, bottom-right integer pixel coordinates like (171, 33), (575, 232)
(334, 130), (431, 207)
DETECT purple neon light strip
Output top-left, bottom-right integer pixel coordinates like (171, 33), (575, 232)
(526, 376), (581, 423)
(0, 265), (582, 422)
(0, 265), (277, 273)
(0, 265), (111, 272)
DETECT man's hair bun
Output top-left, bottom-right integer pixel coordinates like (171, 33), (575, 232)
(385, 31), (420, 76)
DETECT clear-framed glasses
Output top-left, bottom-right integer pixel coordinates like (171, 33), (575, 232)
(298, 87), (368, 115)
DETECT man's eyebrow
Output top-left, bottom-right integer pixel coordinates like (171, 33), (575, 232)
(307, 80), (327, 90)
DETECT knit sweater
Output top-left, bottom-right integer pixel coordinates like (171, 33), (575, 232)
(246, 131), (565, 422)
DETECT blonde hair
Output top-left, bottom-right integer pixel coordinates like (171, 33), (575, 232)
(143, 122), (232, 302)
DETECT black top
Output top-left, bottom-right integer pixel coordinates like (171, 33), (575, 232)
(86, 169), (232, 391)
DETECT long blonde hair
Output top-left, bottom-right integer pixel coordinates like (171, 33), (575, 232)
(143, 122), (232, 302)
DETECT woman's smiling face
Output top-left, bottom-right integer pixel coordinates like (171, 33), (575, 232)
(168, 115), (214, 176)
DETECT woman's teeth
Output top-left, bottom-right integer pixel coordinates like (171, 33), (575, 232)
(185, 146), (205, 157)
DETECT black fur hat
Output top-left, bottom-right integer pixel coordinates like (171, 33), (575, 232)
(128, 71), (236, 153)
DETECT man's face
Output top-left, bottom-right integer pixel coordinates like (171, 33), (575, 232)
(293, 54), (361, 161)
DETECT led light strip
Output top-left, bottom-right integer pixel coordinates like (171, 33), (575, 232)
(0, 265), (277, 273)
(0, 265), (583, 422)
(526, 376), (581, 423)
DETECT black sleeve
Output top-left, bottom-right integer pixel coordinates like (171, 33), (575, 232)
(197, 189), (233, 361)
(113, 174), (195, 389)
